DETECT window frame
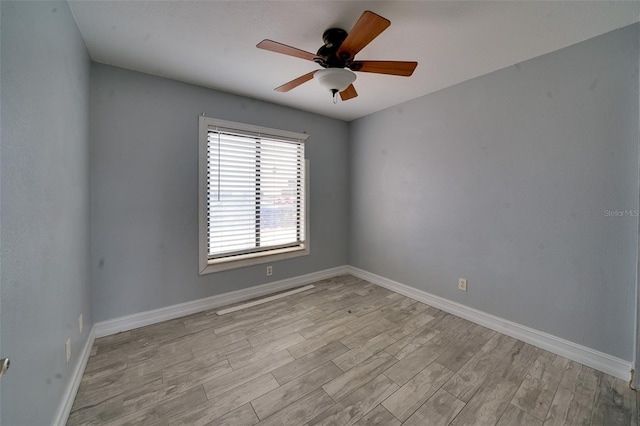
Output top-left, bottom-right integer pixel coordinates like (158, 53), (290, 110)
(198, 116), (310, 274)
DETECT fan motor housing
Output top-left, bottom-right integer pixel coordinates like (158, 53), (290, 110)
(315, 28), (350, 69)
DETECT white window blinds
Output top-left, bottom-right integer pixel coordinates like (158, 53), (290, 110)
(207, 127), (305, 260)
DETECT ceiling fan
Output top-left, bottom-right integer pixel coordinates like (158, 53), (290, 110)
(257, 10), (418, 102)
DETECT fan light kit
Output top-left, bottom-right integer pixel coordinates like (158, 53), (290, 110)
(314, 68), (357, 103)
(257, 10), (418, 103)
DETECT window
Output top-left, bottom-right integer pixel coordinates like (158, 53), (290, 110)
(199, 117), (309, 274)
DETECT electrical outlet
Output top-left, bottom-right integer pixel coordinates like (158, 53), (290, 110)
(79, 314), (83, 334)
(266, 266), (273, 276)
(65, 338), (71, 363)
(458, 278), (468, 292)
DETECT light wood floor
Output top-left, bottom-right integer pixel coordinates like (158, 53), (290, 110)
(68, 275), (638, 425)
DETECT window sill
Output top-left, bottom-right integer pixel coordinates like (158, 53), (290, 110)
(199, 245), (309, 274)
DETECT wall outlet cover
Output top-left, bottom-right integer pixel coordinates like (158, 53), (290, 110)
(458, 278), (468, 291)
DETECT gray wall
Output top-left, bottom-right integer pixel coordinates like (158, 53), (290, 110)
(0, 2), (92, 425)
(349, 24), (639, 361)
(637, 26), (640, 386)
(90, 64), (349, 322)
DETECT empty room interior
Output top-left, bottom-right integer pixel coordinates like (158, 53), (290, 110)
(2, 1), (640, 425)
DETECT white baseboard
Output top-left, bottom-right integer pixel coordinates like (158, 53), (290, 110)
(347, 266), (632, 382)
(94, 265), (349, 338)
(54, 326), (96, 426)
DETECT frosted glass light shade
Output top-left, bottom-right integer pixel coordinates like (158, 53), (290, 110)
(314, 68), (357, 92)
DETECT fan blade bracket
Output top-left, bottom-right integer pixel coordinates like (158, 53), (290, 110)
(313, 57), (329, 68)
(338, 51), (349, 61)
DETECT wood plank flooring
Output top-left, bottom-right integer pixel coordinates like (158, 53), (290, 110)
(68, 275), (638, 425)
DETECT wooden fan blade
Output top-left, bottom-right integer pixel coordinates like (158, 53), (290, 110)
(337, 11), (390, 61)
(257, 39), (319, 62)
(350, 60), (418, 76)
(340, 84), (358, 101)
(274, 71), (316, 92)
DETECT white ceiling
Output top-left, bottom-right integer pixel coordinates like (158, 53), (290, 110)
(69, 1), (640, 121)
